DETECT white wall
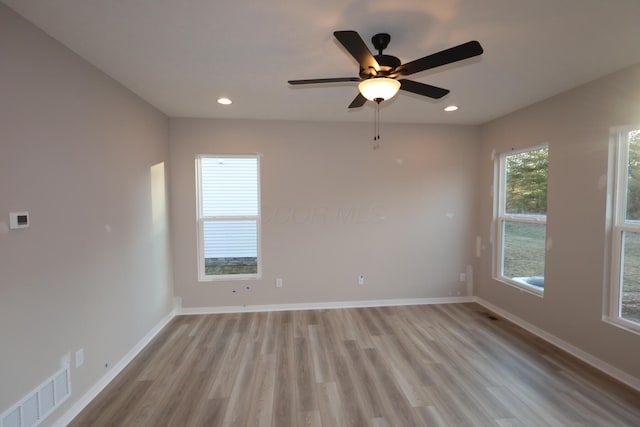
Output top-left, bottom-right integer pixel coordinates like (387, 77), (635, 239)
(170, 119), (480, 308)
(476, 64), (640, 380)
(0, 4), (173, 422)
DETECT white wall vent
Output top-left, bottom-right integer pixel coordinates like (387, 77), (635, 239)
(1, 366), (71, 427)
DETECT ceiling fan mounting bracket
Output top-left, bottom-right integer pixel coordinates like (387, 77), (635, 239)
(371, 33), (391, 54)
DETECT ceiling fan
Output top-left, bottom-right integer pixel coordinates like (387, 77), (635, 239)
(288, 31), (484, 108)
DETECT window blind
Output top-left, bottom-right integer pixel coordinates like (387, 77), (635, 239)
(200, 157), (258, 217)
(203, 220), (257, 258)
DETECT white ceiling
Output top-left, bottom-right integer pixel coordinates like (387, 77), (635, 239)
(4, 0), (640, 125)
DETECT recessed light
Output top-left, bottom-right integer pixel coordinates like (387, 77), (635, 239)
(217, 97), (232, 105)
(444, 105), (458, 112)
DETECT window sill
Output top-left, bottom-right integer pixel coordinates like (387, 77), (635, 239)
(602, 316), (640, 336)
(198, 274), (261, 282)
(494, 276), (544, 298)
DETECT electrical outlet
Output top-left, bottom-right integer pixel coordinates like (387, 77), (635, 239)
(358, 274), (365, 285)
(276, 278), (283, 288)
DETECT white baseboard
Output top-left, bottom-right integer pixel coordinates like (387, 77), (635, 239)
(475, 297), (640, 392)
(177, 296), (475, 315)
(52, 308), (176, 427)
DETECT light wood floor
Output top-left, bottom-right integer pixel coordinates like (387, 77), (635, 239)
(70, 303), (640, 426)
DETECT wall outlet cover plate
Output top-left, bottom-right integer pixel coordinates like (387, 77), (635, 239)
(9, 212), (29, 229)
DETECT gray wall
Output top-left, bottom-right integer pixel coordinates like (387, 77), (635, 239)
(475, 64), (640, 380)
(170, 119), (480, 308)
(0, 4), (173, 420)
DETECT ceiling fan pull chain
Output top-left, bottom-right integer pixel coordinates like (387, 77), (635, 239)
(374, 101), (381, 149)
(373, 105), (377, 144)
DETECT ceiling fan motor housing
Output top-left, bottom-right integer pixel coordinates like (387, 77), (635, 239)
(360, 33), (401, 79)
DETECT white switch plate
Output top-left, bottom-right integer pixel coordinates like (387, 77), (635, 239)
(358, 274), (365, 285)
(276, 278), (283, 288)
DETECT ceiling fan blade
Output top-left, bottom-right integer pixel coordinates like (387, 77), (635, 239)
(348, 93), (367, 108)
(333, 30), (380, 73)
(288, 77), (360, 85)
(400, 41), (483, 75)
(399, 80), (450, 99)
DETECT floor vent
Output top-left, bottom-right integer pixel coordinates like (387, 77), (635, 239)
(1, 365), (71, 427)
(481, 311), (499, 321)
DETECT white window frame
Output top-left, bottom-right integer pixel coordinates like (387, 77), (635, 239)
(608, 126), (640, 333)
(494, 144), (548, 296)
(196, 154), (262, 282)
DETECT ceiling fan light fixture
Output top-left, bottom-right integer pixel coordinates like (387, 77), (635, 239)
(358, 78), (401, 102)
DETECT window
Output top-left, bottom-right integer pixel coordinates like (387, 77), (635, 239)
(610, 127), (640, 329)
(196, 155), (261, 281)
(495, 145), (548, 294)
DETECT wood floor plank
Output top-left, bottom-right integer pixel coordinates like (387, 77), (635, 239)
(222, 340), (258, 425)
(259, 311), (278, 356)
(244, 354), (276, 427)
(272, 321), (297, 427)
(197, 397), (227, 426)
(69, 303), (640, 427)
(316, 382), (345, 427)
(332, 354), (369, 426)
(344, 346), (385, 419)
(294, 337), (317, 413)
(307, 324), (332, 383)
(413, 404), (452, 427)
(361, 347), (423, 426)
(206, 332), (244, 399)
(370, 334), (431, 407)
(301, 410), (322, 427)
